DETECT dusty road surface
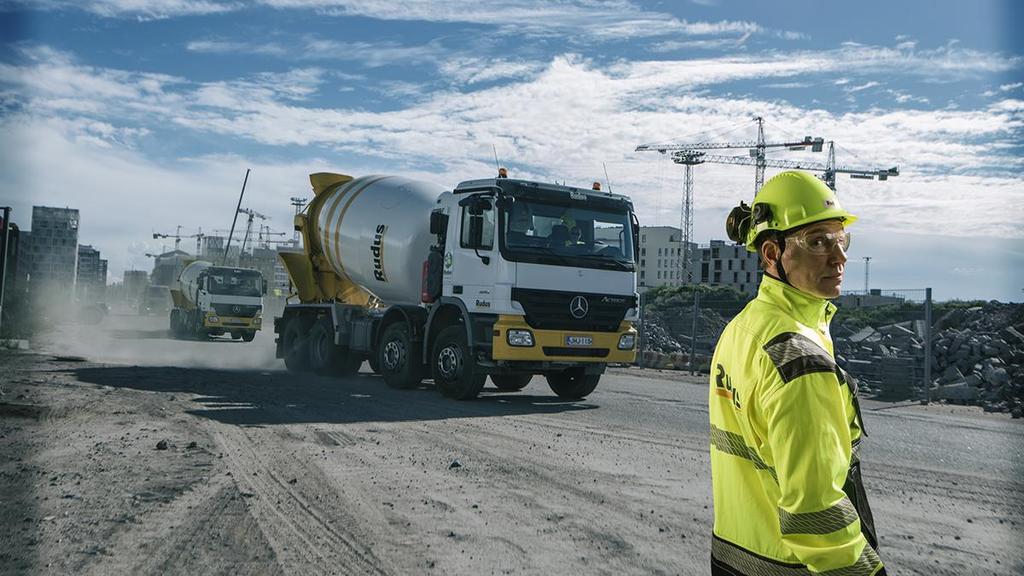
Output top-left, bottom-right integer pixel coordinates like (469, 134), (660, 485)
(1, 313), (1022, 575)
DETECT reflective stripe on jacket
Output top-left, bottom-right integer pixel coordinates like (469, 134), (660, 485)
(709, 275), (883, 575)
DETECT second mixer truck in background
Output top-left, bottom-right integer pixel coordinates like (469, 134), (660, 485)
(169, 260), (266, 341)
(275, 170), (639, 400)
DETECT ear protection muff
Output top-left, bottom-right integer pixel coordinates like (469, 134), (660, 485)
(725, 201), (752, 244)
(752, 203), (772, 226)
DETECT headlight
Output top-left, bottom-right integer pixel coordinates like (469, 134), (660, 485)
(507, 329), (535, 347)
(208, 316), (220, 323)
(617, 334), (636, 350)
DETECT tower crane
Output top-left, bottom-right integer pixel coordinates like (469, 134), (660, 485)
(236, 207), (267, 259)
(636, 117), (824, 283)
(290, 196), (307, 243)
(669, 147), (898, 188)
(257, 224), (288, 249)
(153, 225), (206, 257)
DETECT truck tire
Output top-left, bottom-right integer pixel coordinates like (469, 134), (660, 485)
(546, 368), (600, 399)
(432, 325), (485, 400)
(379, 322), (423, 389)
(308, 320), (361, 376)
(241, 330), (256, 342)
(169, 309), (181, 338)
(491, 374), (532, 391)
(282, 317), (313, 372)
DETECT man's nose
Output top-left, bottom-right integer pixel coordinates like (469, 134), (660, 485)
(830, 241), (848, 264)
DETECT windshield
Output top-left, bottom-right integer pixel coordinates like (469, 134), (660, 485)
(206, 270), (262, 297)
(501, 198), (634, 270)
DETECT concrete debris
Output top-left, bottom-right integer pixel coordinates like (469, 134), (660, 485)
(834, 302), (1022, 413)
(448, 459), (462, 470)
(640, 307), (729, 371)
(155, 439), (169, 451)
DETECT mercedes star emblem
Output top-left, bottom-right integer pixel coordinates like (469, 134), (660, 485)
(232, 305), (240, 313)
(569, 296), (589, 319)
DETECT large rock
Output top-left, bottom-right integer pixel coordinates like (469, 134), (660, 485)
(935, 382), (980, 402)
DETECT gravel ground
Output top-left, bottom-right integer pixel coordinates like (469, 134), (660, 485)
(1, 313), (1022, 575)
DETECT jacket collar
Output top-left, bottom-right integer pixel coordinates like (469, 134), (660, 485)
(757, 274), (837, 330)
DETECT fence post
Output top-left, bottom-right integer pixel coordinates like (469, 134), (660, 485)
(923, 287), (933, 404)
(689, 290), (700, 375)
(637, 291), (645, 367)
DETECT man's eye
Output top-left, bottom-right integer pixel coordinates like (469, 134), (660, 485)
(808, 235), (828, 247)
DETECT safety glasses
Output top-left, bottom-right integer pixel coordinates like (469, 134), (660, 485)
(788, 229), (851, 255)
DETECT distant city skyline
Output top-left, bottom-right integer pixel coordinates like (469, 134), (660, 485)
(1, 1), (1021, 301)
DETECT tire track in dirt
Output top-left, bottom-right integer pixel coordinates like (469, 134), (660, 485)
(207, 420), (390, 576)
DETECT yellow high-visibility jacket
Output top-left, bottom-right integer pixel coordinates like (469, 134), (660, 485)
(709, 275), (883, 575)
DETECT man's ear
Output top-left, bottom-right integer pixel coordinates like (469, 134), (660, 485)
(760, 238), (780, 271)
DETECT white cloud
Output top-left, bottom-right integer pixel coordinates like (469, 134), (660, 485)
(999, 82), (1023, 92)
(186, 39), (288, 56)
(2, 40), (1023, 293)
(439, 58), (546, 86)
(299, 38), (450, 68)
(19, 0), (240, 19)
(847, 81), (880, 93)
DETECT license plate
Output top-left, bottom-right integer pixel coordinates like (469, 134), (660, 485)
(565, 335), (593, 347)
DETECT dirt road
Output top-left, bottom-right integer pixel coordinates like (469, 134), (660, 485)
(1, 314), (1022, 575)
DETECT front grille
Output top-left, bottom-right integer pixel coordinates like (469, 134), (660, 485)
(512, 288), (634, 332)
(212, 303), (260, 318)
(542, 347), (609, 358)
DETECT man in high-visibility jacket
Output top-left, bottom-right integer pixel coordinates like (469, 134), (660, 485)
(709, 171), (884, 575)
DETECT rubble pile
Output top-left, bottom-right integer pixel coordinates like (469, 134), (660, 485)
(928, 306), (1024, 416)
(640, 308), (729, 370)
(835, 304), (1023, 416)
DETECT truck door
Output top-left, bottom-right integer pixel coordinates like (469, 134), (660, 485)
(447, 196), (496, 315)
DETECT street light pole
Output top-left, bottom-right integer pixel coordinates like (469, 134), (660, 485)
(863, 256), (871, 293)
(0, 206), (12, 338)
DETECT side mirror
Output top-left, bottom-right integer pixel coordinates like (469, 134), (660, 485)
(430, 210), (448, 235)
(467, 214), (484, 249)
(262, 279), (268, 296)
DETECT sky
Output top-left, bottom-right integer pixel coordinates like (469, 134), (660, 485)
(0, 0), (1021, 302)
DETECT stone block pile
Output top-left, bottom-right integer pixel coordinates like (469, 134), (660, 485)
(835, 304), (1023, 416)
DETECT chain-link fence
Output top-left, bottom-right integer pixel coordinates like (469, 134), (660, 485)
(637, 285), (1024, 415)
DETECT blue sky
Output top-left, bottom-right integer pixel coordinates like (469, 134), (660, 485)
(1, 0), (1021, 301)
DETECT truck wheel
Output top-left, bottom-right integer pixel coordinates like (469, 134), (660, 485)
(282, 317), (312, 372)
(379, 322), (423, 389)
(491, 374), (532, 391)
(169, 310), (181, 338)
(309, 320), (360, 376)
(241, 330), (256, 342)
(432, 326), (485, 400)
(546, 368), (600, 399)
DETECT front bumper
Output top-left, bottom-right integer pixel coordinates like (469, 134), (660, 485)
(491, 315), (636, 363)
(203, 315), (262, 330)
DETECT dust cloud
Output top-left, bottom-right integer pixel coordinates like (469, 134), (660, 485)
(36, 303), (284, 371)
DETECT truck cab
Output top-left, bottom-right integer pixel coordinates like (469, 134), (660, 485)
(170, 263), (265, 341)
(422, 177), (639, 398)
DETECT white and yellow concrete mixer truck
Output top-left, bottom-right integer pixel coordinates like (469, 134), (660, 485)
(275, 171), (639, 400)
(169, 260), (265, 341)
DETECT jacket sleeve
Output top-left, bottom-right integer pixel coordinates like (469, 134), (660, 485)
(760, 332), (883, 575)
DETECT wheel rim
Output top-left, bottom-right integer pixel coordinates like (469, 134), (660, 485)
(383, 339), (404, 371)
(437, 345), (461, 380)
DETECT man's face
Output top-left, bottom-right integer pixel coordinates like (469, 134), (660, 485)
(778, 220), (849, 299)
